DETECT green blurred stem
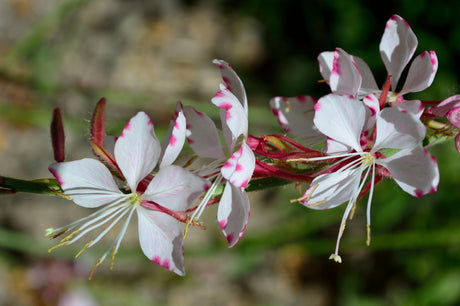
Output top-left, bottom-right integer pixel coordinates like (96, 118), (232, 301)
(0, 176), (62, 195)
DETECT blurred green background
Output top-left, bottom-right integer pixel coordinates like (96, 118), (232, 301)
(1, 0), (460, 305)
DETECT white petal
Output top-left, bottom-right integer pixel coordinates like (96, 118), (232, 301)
(49, 159), (124, 208)
(159, 102), (186, 168)
(183, 105), (225, 160)
(143, 165), (209, 211)
(114, 112), (161, 191)
(329, 48), (362, 96)
(326, 138), (352, 154)
(317, 51), (335, 82)
(353, 55), (379, 93)
(314, 94), (366, 152)
(377, 146), (439, 197)
(394, 100), (424, 118)
(221, 142), (255, 189)
(428, 94), (460, 117)
(137, 207), (185, 275)
(373, 107), (425, 152)
(362, 93), (380, 130)
(212, 86), (248, 151)
(217, 182), (250, 247)
(269, 95), (325, 145)
(400, 51), (438, 94)
(379, 15), (418, 90)
(301, 168), (362, 210)
(213, 59), (248, 113)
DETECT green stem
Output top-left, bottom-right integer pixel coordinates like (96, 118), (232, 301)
(0, 176), (62, 195)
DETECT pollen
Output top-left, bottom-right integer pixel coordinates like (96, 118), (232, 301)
(129, 193), (142, 206)
(361, 152), (375, 166)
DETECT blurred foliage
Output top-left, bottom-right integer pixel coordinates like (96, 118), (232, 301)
(1, 0), (460, 305)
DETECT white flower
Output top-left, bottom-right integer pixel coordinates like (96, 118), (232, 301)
(318, 15), (437, 108)
(183, 60), (255, 246)
(299, 94), (439, 262)
(48, 111), (209, 277)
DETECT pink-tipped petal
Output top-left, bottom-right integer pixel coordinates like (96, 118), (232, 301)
(362, 93), (380, 130)
(114, 112), (161, 191)
(143, 165), (209, 211)
(428, 95), (460, 118)
(221, 142), (255, 189)
(137, 207), (185, 276)
(217, 182), (250, 247)
(213, 59), (248, 113)
(373, 107), (425, 152)
(400, 51), (438, 95)
(159, 102), (187, 168)
(183, 106), (225, 159)
(49, 159), (124, 208)
(394, 100), (424, 118)
(329, 48), (362, 97)
(313, 94), (366, 152)
(446, 107), (460, 129)
(378, 146), (439, 197)
(212, 86), (248, 151)
(379, 15), (418, 90)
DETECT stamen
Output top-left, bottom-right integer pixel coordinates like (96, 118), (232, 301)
(307, 199), (327, 208)
(290, 184), (318, 203)
(75, 240), (94, 259)
(61, 229), (81, 242)
(48, 241), (70, 253)
(185, 174), (222, 237)
(366, 224), (371, 246)
(110, 245), (117, 270)
(329, 253), (342, 263)
(46, 228), (68, 240)
(349, 202), (357, 220)
(88, 258), (102, 280)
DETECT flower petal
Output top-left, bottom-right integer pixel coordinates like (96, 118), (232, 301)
(379, 15), (418, 90)
(212, 85), (248, 151)
(362, 93), (380, 130)
(329, 48), (362, 97)
(400, 51), (438, 94)
(314, 94), (366, 152)
(159, 102), (186, 168)
(378, 146), (439, 197)
(213, 59), (248, 113)
(301, 168), (362, 210)
(217, 182), (250, 247)
(326, 138), (352, 154)
(394, 100), (424, 118)
(49, 159), (124, 208)
(352, 55), (379, 95)
(373, 107), (425, 152)
(221, 142), (255, 189)
(114, 112), (161, 191)
(318, 51), (335, 82)
(183, 105), (225, 160)
(270, 95), (325, 145)
(143, 165), (209, 211)
(428, 94), (460, 117)
(137, 207), (185, 275)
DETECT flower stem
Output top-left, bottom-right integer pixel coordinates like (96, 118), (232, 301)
(0, 176), (62, 195)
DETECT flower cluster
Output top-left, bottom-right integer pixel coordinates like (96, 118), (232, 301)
(34, 14), (460, 278)
(46, 60), (255, 278)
